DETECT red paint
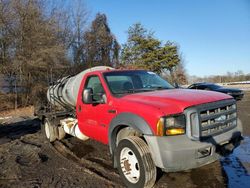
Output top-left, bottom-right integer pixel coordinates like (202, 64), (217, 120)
(76, 70), (232, 144)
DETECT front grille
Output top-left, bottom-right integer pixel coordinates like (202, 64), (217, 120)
(199, 103), (237, 137)
(185, 99), (237, 140)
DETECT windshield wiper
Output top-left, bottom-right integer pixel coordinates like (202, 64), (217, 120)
(152, 86), (169, 90)
(127, 87), (169, 93)
(127, 88), (156, 93)
(114, 87), (168, 95)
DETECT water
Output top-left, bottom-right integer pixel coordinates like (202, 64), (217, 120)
(221, 136), (250, 188)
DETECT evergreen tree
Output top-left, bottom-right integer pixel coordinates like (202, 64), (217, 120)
(121, 23), (180, 74)
(83, 13), (120, 68)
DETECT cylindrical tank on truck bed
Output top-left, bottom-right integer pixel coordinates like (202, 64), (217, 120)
(47, 66), (113, 108)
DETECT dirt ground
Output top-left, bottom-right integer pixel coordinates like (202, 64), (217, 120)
(237, 91), (250, 135)
(0, 91), (249, 188)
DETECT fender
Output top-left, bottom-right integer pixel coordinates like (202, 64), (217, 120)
(108, 112), (154, 156)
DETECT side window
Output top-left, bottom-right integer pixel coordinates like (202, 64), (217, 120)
(84, 76), (105, 101)
(106, 75), (133, 94)
(197, 85), (205, 90)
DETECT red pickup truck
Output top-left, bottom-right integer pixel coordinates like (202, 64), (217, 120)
(41, 68), (243, 188)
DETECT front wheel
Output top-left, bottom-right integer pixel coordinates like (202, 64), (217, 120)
(115, 136), (156, 188)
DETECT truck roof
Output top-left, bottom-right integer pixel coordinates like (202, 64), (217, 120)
(90, 68), (146, 74)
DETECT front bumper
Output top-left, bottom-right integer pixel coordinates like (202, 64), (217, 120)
(232, 93), (244, 100)
(144, 122), (243, 172)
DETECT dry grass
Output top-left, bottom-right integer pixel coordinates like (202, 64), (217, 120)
(0, 106), (34, 118)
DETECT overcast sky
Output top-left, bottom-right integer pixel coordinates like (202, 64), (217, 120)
(84, 0), (250, 77)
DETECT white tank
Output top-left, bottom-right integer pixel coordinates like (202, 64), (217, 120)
(47, 66), (114, 107)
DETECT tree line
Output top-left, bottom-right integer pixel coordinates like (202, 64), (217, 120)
(188, 70), (250, 84)
(0, 0), (185, 110)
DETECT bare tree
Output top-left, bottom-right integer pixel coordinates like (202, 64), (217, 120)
(70, 0), (89, 66)
(0, 0), (71, 108)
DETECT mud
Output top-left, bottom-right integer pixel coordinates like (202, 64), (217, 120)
(0, 121), (226, 188)
(0, 91), (249, 188)
(237, 91), (250, 135)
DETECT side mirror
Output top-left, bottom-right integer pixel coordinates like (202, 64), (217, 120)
(83, 88), (93, 104)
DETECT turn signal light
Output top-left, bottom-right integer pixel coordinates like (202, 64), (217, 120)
(166, 128), (185, 136)
(156, 118), (164, 136)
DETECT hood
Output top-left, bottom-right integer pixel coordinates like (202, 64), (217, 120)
(214, 87), (242, 93)
(121, 89), (232, 114)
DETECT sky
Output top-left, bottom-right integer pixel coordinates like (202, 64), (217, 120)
(84, 0), (250, 77)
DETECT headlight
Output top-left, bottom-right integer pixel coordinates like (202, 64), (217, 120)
(157, 114), (186, 136)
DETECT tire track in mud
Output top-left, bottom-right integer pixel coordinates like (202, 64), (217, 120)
(50, 140), (123, 187)
(0, 133), (118, 188)
(0, 118), (123, 187)
(0, 136), (47, 188)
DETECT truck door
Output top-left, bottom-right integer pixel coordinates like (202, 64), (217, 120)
(77, 75), (111, 144)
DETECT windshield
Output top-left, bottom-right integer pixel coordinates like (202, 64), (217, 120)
(103, 70), (174, 95)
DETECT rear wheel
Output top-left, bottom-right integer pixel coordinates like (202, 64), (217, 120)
(42, 118), (57, 142)
(115, 136), (156, 188)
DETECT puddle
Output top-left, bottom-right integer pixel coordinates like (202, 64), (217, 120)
(221, 136), (250, 188)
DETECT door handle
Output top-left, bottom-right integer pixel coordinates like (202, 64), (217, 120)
(78, 105), (82, 112)
(108, 109), (116, 114)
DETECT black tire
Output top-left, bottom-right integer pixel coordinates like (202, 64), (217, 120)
(116, 127), (141, 146)
(115, 136), (156, 188)
(42, 118), (57, 142)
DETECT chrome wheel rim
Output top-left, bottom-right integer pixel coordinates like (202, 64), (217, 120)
(120, 147), (140, 183)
